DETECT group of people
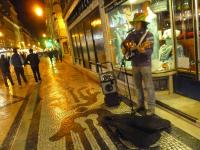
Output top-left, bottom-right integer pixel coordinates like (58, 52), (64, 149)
(47, 39), (63, 64)
(48, 49), (62, 64)
(0, 48), (41, 87)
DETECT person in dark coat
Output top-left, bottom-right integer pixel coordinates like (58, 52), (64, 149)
(11, 48), (27, 85)
(54, 49), (59, 62)
(57, 39), (63, 62)
(58, 50), (62, 62)
(0, 55), (14, 87)
(48, 50), (54, 64)
(26, 49), (41, 82)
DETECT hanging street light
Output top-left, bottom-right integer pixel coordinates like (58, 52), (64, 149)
(0, 31), (3, 37)
(34, 5), (43, 17)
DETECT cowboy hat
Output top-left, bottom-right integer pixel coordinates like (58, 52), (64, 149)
(129, 13), (148, 25)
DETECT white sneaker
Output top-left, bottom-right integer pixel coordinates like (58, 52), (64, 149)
(146, 109), (155, 116)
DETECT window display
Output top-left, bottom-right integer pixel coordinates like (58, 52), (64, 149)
(108, 2), (134, 68)
(108, 0), (175, 72)
(173, 0), (196, 73)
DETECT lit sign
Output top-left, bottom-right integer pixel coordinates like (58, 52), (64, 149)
(91, 19), (102, 27)
(150, 0), (168, 13)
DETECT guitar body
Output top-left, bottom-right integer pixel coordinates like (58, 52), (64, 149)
(122, 40), (153, 61)
(122, 30), (153, 61)
(122, 41), (137, 61)
(124, 48), (137, 61)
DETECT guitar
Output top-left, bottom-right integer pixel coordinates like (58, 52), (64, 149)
(122, 40), (153, 60)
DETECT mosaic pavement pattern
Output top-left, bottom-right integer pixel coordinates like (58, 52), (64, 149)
(0, 58), (200, 150)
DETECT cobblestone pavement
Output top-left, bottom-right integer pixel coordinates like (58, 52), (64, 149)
(0, 57), (200, 150)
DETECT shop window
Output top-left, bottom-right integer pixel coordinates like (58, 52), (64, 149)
(107, 0), (176, 72)
(70, 30), (79, 63)
(108, 1), (133, 69)
(84, 16), (97, 64)
(90, 9), (106, 63)
(173, 0), (196, 74)
(78, 22), (90, 68)
(63, 42), (69, 54)
(75, 35), (81, 63)
(76, 26), (85, 66)
(150, 0), (175, 72)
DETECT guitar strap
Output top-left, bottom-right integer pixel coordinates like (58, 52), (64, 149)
(124, 30), (149, 60)
(137, 30), (149, 47)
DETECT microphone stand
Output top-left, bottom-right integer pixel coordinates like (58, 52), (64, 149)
(118, 56), (135, 114)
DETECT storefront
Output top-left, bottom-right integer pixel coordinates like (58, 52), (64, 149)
(66, 0), (200, 120)
(67, 0), (106, 72)
(103, 0), (200, 99)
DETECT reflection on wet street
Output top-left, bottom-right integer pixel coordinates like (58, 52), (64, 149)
(0, 57), (200, 150)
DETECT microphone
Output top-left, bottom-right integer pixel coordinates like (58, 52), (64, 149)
(127, 28), (135, 33)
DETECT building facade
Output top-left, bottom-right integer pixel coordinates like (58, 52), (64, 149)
(45, 0), (69, 54)
(0, 1), (21, 48)
(0, 1), (37, 51)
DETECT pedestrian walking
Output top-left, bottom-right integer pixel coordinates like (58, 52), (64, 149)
(26, 49), (41, 82)
(54, 49), (59, 62)
(11, 48), (27, 85)
(48, 51), (54, 65)
(58, 50), (62, 62)
(56, 39), (63, 62)
(0, 55), (14, 87)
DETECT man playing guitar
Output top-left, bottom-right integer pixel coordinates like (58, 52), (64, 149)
(122, 13), (155, 115)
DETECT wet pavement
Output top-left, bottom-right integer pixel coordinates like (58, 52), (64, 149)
(0, 57), (200, 150)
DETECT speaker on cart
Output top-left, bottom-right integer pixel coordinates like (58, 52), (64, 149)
(104, 92), (119, 107)
(98, 67), (120, 107)
(100, 72), (117, 95)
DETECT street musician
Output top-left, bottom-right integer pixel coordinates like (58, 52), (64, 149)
(122, 13), (155, 115)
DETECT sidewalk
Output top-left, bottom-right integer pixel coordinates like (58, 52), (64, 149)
(156, 91), (200, 121)
(0, 64), (39, 149)
(0, 57), (200, 150)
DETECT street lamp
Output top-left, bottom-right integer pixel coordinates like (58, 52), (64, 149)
(42, 33), (46, 37)
(34, 5), (43, 17)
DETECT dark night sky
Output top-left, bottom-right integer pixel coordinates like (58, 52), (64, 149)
(11, 0), (46, 38)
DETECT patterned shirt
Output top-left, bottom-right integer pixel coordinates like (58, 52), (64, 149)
(125, 29), (154, 66)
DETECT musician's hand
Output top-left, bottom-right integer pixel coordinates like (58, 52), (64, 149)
(130, 42), (137, 49)
(124, 41), (136, 49)
(143, 41), (152, 48)
(138, 46), (146, 53)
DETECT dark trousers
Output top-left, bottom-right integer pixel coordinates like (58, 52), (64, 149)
(49, 57), (53, 64)
(59, 55), (62, 62)
(2, 73), (14, 87)
(14, 67), (27, 85)
(31, 65), (41, 82)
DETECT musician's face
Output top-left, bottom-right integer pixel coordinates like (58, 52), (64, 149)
(134, 22), (142, 31)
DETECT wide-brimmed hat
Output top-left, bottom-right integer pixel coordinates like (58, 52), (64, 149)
(129, 13), (148, 25)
